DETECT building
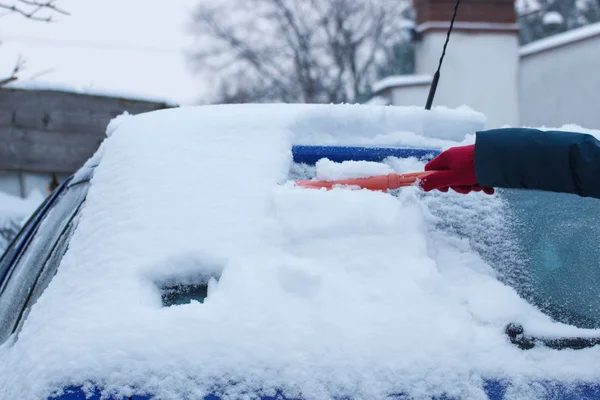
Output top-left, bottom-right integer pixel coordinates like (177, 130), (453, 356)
(0, 86), (174, 199)
(370, 0), (600, 131)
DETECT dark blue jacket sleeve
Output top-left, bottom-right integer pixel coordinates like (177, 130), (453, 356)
(475, 128), (600, 199)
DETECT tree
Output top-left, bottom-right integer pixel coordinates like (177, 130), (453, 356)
(0, 0), (69, 86)
(376, 40), (415, 78)
(190, 0), (413, 104)
(518, 0), (600, 44)
(0, 0), (67, 21)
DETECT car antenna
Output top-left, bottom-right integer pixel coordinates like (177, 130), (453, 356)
(425, 0), (462, 110)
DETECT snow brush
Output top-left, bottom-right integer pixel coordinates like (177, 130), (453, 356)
(295, 171), (433, 192)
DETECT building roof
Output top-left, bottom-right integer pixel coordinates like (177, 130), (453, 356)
(3, 80), (178, 107)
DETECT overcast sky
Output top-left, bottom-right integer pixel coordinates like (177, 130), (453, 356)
(0, 0), (207, 105)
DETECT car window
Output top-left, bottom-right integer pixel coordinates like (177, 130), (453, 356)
(0, 195), (52, 285)
(498, 189), (600, 329)
(0, 181), (89, 345)
(417, 186), (600, 330)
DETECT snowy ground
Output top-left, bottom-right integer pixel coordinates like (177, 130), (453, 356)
(1, 104), (600, 400)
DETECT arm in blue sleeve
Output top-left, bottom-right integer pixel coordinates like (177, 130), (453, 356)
(475, 128), (600, 199)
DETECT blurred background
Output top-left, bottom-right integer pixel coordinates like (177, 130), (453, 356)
(2, 0), (600, 252)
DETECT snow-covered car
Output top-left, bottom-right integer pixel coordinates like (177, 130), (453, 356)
(1, 104), (600, 400)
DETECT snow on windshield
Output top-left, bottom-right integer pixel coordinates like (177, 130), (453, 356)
(1, 104), (599, 400)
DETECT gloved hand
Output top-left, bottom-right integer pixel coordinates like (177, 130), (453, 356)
(420, 144), (494, 195)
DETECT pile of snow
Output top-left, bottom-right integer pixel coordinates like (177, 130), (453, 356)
(0, 191), (44, 255)
(2, 104), (600, 400)
(105, 111), (132, 137)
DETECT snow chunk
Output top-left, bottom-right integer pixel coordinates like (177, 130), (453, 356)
(543, 11), (564, 26)
(105, 111), (132, 137)
(286, 103), (486, 144)
(315, 159), (393, 181)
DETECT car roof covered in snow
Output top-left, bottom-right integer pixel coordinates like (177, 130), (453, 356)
(2, 104), (600, 400)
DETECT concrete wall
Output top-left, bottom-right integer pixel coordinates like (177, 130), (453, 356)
(415, 29), (520, 129)
(0, 88), (172, 198)
(519, 31), (600, 129)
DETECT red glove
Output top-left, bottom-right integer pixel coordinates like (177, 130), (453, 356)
(420, 144), (494, 195)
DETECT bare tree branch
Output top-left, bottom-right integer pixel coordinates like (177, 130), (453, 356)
(190, 0), (413, 104)
(0, 76), (17, 86)
(23, 67), (53, 81)
(0, 0), (68, 21)
(0, 55), (25, 86)
(0, 0), (67, 86)
(193, 5), (291, 94)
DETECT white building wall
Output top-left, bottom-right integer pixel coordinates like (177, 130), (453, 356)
(390, 85), (431, 108)
(520, 31), (600, 129)
(415, 30), (520, 129)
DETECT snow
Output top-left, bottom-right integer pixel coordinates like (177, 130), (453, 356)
(105, 111), (132, 137)
(2, 80), (178, 107)
(542, 11), (565, 26)
(415, 21), (520, 34)
(315, 159), (393, 181)
(371, 74), (432, 94)
(2, 104), (600, 400)
(520, 21), (600, 57)
(280, 104), (486, 144)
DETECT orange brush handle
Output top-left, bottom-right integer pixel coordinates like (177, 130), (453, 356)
(296, 171), (433, 192)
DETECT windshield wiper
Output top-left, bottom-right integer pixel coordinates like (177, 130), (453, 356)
(506, 323), (600, 350)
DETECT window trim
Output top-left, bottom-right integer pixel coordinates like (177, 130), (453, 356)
(11, 198), (86, 338)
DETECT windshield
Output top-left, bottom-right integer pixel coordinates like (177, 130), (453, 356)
(424, 185), (600, 329)
(292, 161), (600, 329)
(498, 189), (600, 329)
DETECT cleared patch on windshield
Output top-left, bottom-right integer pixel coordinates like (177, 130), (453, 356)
(150, 254), (223, 307)
(160, 282), (211, 306)
(156, 272), (221, 307)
